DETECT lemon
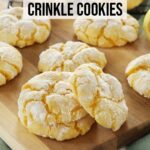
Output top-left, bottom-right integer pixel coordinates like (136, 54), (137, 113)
(143, 10), (150, 41)
(127, 0), (144, 10)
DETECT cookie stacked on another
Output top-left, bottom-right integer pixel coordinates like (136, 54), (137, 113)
(71, 63), (128, 131)
(18, 41), (128, 141)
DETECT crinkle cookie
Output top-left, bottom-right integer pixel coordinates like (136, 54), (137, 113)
(0, 42), (23, 86)
(0, 7), (51, 48)
(71, 63), (128, 131)
(18, 71), (94, 141)
(73, 15), (139, 48)
(127, 0), (144, 10)
(38, 41), (106, 72)
(126, 54), (150, 98)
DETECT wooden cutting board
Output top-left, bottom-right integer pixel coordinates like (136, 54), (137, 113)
(0, 2), (150, 150)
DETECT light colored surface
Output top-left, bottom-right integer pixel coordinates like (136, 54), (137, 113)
(0, 0), (8, 11)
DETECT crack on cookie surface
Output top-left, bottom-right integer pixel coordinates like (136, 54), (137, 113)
(18, 71), (94, 141)
(74, 15), (139, 48)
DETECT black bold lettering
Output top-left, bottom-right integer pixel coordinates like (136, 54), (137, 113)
(116, 3), (123, 16)
(28, 3), (34, 16)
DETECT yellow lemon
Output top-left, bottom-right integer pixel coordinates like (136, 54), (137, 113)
(127, 0), (144, 10)
(143, 9), (150, 41)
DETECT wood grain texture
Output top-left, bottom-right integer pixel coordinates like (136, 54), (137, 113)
(0, 4), (150, 150)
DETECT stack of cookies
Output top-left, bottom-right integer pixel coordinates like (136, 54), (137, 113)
(1, 4), (150, 142)
(18, 41), (128, 141)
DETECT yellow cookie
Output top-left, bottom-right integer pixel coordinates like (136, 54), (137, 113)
(143, 9), (150, 41)
(127, 0), (144, 10)
(73, 15), (139, 48)
(18, 71), (94, 141)
(38, 41), (106, 72)
(0, 7), (51, 48)
(0, 42), (23, 86)
(126, 54), (150, 98)
(71, 63), (128, 131)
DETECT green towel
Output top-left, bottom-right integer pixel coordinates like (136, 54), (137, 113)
(0, 138), (10, 150)
(127, 134), (150, 150)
